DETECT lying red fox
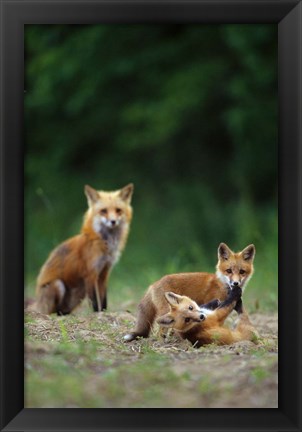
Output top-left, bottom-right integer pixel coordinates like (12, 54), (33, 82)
(156, 286), (258, 347)
(124, 243), (255, 342)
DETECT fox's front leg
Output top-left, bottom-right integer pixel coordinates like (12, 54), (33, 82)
(90, 281), (105, 312)
(90, 265), (110, 312)
(234, 298), (243, 314)
(213, 286), (242, 325)
(200, 299), (221, 310)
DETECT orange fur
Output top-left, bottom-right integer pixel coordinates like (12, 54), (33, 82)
(156, 289), (258, 347)
(124, 243), (255, 342)
(34, 183), (133, 314)
(216, 243), (255, 291)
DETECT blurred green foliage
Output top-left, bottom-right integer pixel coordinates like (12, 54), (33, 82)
(25, 24), (277, 310)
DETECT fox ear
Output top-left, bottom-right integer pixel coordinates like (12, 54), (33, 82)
(218, 243), (232, 261)
(84, 185), (100, 207)
(119, 183), (134, 203)
(164, 292), (183, 306)
(156, 314), (175, 327)
(241, 244), (256, 262)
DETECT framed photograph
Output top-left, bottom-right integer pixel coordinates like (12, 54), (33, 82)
(1, 0), (301, 431)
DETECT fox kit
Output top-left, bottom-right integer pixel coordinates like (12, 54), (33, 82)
(124, 243), (255, 342)
(34, 183), (134, 315)
(157, 287), (258, 347)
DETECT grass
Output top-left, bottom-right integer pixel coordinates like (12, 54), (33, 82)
(250, 367), (270, 383)
(25, 306), (278, 408)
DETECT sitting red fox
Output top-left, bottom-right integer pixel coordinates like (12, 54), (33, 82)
(157, 287), (258, 347)
(34, 183), (134, 315)
(124, 243), (255, 342)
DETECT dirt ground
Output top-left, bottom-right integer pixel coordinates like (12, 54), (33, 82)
(25, 306), (278, 408)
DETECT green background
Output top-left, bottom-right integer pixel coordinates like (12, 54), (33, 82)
(25, 24), (278, 311)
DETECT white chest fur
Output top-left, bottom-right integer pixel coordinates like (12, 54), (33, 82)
(93, 226), (123, 272)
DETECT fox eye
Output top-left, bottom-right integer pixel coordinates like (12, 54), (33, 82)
(185, 317), (191, 323)
(239, 269), (245, 275)
(100, 209), (107, 215)
(188, 305), (193, 311)
(116, 208), (122, 215)
(226, 269), (232, 274)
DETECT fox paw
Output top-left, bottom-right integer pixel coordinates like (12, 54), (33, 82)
(123, 333), (137, 342)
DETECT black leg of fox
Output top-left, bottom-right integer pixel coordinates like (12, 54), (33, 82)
(211, 287), (242, 326)
(102, 293), (107, 310)
(91, 291), (100, 312)
(218, 285), (242, 309)
(199, 289), (242, 313)
(92, 266), (109, 311)
(234, 298), (243, 314)
(199, 299), (221, 310)
(91, 290), (107, 311)
(217, 287), (243, 314)
(91, 270), (108, 311)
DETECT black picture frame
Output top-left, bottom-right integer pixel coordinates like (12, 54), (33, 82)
(1, 0), (301, 431)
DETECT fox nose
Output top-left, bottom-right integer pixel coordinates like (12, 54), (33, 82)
(232, 281), (239, 287)
(110, 220), (116, 226)
(200, 313), (205, 321)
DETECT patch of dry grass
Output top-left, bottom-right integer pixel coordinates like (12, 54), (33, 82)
(24, 302), (278, 408)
